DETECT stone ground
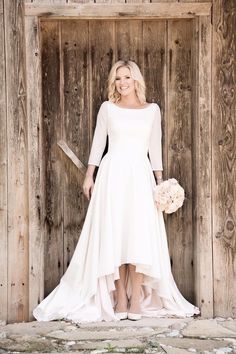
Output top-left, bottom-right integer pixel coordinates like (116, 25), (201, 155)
(0, 317), (236, 354)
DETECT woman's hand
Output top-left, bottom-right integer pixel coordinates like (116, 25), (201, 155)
(83, 164), (96, 201)
(83, 175), (94, 201)
(154, 170), (163, 185)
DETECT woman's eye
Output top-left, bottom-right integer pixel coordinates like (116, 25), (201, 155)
(115, 78), (120, 81)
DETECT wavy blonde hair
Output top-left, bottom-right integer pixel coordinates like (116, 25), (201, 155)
(107, 60), (146, 104)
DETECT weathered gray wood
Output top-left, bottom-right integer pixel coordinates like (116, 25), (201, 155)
(193, 16), (213, 317)
(90, 20), (114, 138)
(180, 0), (211, 2)
(25, 15), (44, 320)
(116, 20), (142, 66)
(58, 141), (87, 175)
(167, 19), (194, 302)
(212, 0), (236, 317)
(69, 0), (94, 3)
(61, 20), (89, 270)
(25, 3), (212, 17)
(142, 20), (168, 186)
(4, 0), (29, 322)
(32, 0), (67, 3)
(143, 20), (166, 112)
(0, 0), (7, 322)
(41, 21), (64, 297)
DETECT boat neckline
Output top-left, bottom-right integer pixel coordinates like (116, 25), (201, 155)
(108, 101), (154, 110)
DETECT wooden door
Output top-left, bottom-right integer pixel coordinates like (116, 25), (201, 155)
(41, 19), (196, 302)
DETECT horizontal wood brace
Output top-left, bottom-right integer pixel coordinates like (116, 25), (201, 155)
(25, 3), (212, 19)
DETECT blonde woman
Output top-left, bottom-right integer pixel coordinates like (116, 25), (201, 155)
(34, 60), (199, 323)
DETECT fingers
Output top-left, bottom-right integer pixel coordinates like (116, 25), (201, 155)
(83, 186), (90, 200)
(83, 185), (94, 201)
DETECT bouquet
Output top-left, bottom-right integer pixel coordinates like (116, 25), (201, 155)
(154, 178), (185, 214)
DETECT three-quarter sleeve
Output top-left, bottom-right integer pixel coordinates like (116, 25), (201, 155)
(87, 101), (108, 166)
(148, 104), (163, 171)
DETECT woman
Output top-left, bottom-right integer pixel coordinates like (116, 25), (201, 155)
(33, 60), (199, 323)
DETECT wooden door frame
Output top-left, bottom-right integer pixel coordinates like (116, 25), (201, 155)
(25, 2), (212, 319)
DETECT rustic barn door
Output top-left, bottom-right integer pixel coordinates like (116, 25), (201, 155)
(41, 19), (196, 303)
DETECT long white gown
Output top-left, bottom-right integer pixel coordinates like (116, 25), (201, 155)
(33, 100), (200, 323)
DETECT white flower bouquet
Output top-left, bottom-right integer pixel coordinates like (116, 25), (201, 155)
(154, 178), (185, 214)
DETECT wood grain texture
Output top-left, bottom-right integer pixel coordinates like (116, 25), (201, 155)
(143, 20), (168, 183)
(4, 0), (29, 322)
(24, 3), (212, 18)
(0, 1), (7, 322)
(89, 20), (114, 137)
(212, 0), (236, 317)
(25, 16), (44, 320)
(116, 20), (143, 68)
(193, 16), (213, 317)
(61, 20), (89, 271)
(41, 21), (64, 297)
(167, 19), (194, 302)
(58, 141), (87, 175)
(68, 0), (94, 3)
(32, 0), (67, 3)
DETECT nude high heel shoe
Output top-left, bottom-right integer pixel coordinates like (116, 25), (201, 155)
(127, 312), (141, 321)
(115, 311), (128, 320)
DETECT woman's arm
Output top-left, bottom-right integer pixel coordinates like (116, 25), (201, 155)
(148, 104), (164, 184)
(83, 102), (108, 200)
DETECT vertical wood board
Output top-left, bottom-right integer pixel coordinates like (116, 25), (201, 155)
(167, 19), (194, 301)
(41, 21), (64, 296)
(61, 20), (89, 270)
(25, 16), (44, 319)
(4, 0), (29, 322)
(0, 1), (7, 322)
(212, 0), (236, 317)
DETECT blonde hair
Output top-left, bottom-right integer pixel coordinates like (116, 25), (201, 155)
(107, 60), (146, 104)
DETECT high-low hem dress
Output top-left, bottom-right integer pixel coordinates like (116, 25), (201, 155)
(33, 100), (200, 323)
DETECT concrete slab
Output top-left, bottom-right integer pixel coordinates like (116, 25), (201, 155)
(79, 317), (193, 329)
(46, 327), (158, 341)
(182, 319), (236, 338)
(158, 338), (231, 351)
(220, 320), (236, 333)
(3, 320), (68, 337)
(161, 348), (190, 354)
(72, 338), (144, 350)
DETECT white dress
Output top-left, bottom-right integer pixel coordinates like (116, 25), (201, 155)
(33, 100), (200, 323)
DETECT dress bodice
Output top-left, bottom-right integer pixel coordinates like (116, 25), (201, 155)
(88, 100), (163, 171)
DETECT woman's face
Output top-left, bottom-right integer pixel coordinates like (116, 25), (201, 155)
(115, 66), (136, 97)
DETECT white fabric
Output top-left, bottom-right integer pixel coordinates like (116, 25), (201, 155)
(33, 101), (199, 323)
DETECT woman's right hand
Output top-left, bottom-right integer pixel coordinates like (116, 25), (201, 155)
(82, 175), (94, 201)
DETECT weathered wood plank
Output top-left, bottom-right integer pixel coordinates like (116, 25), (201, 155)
(143, 20), (168, 185)
(116, 20), (142, 67)
(180, 0), (211, 2)
(167, 19), (194, 302)
(4, 0), (29, 322)
(32, 0), (67, 3)
(212, 0), (236, 317)
(193, 16), (213, 317)
(143, 21), (166, 110)
(41, 21), (64, 297)
(61, 20), (89, 271)
(0, 1), (7, 322)
(58, 141), (87, 175)
(25, 3), (212, 17)
(68, 0), (94, 4)
(90, 20), (114, 140)
(25, 16), (44, 320)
